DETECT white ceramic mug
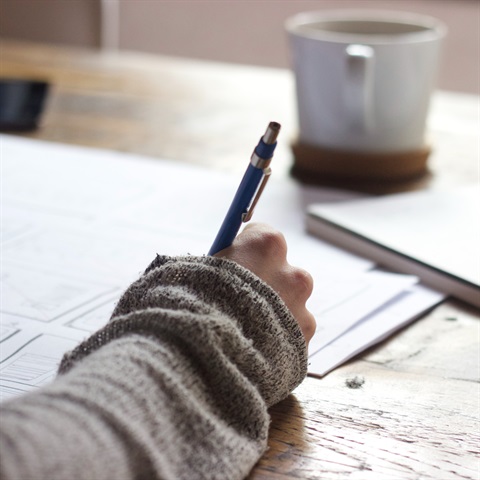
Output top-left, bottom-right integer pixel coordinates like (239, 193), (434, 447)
(286, 10), (447, 153)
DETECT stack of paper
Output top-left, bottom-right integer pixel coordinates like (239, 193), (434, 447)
(307, 187), (480, 308)
(1, 135), (444, 400)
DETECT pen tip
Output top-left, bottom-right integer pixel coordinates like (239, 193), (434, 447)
(269, 121), (281, 132)
(263, 121), (281, 144)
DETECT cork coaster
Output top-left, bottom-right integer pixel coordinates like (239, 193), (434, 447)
(291, 140), (431, 192)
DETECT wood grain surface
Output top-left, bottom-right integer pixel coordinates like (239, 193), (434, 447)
(1, 39), (479, 480)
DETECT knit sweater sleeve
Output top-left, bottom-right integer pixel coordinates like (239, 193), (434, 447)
(0, 255), (307, 480)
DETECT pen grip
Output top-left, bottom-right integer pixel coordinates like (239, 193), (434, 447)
(208, 165), (264, 255)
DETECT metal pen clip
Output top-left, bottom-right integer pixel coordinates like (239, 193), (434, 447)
(242, 167), (271, 222)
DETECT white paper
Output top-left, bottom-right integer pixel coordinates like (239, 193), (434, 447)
(307, 270), (419, 356)
(308, 285), (445, 377)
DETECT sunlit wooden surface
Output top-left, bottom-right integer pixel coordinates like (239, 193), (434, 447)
(1, 40), (479, 479)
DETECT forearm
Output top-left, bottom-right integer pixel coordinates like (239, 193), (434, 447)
(1, 334), (268, 480)
(0, 256), (307, 480)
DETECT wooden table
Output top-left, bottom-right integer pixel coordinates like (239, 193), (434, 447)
(1, 40), (479, 479)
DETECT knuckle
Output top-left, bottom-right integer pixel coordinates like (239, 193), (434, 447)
(255, 229), (287, 256)
(298, 309), (316, 339)
(290, 267), (314, 297)
(306, 312), (317, 336)
(303, 314), (317, 341)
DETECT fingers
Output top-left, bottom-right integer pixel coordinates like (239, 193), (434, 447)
(295, 310), (317, 344)
(215, 223), (287, 276)
(215, 223), (316, 345)
(276, 265), (316, 343)
(233, 222), (288, 262)
(283, 265), (314, 303)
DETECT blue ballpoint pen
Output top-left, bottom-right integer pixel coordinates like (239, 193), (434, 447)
(208, 121), (281, 255)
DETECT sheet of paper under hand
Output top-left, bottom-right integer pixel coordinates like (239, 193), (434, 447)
(308, 285), (444, 377)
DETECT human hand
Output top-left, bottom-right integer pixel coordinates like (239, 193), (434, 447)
(214, 223), (316, 345)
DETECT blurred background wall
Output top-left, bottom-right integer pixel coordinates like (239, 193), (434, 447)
(0, 0), (478, 94)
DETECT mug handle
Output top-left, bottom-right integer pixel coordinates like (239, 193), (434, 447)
(345, 44), (375, 131)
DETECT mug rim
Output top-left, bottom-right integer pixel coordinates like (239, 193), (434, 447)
(285, 9), (447, 45)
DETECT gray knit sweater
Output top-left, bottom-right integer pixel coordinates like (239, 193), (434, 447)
(0, 255), (307, 480)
